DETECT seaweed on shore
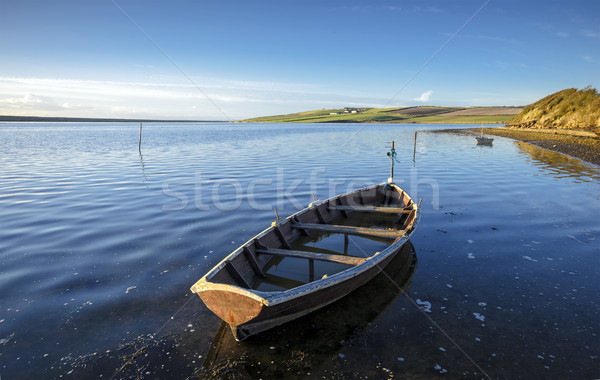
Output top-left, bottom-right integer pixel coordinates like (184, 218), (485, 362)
(482, 128), (600, 166)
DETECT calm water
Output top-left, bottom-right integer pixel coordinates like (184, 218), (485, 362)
(0, 122), (598, 379)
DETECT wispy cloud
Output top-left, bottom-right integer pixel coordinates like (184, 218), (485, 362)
(334, 5), (371, 12)
(134, 64), (155, 69)
(414, 91), (433, 102)
(556, 32), (569, 38)
(335, 5), (442, 13)
(493, 60), (527, 70)
(1, 93), (62, 111)
(463, 34), (521, 45)
(411, 6), (443, 13)
(581, 29), (599, 38)
(583, 55), (594, 63)
(0, 76), (389, 119)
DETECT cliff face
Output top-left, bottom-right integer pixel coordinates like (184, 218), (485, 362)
(508, 87), (600, 130)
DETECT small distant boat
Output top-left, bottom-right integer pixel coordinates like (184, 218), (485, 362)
(190, 143), (420, 341)
(476, 123), (494, 145)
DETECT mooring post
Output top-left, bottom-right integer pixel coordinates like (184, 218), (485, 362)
(138, 122), (142, 152)
(413, 131), (417, 162)
(389, 140), (395, 183)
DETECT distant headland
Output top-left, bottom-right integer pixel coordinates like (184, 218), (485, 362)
(237, 106), (522, 124)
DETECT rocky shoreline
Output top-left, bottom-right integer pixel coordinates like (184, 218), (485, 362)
(476, 127), (600, 166)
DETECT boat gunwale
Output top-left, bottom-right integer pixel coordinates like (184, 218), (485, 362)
(190, 182), (420, 306)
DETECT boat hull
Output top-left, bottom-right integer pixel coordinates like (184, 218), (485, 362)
(229, 247), (400, 340)
(476, 136), (494, 145)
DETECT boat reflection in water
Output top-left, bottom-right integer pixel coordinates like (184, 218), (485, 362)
(197, 241), (417, 378)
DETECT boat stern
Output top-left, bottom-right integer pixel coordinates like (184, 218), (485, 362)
(191, 280), (267, 327)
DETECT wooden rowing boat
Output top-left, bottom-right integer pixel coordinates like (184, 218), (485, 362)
(190, 145), (420, 341)
(476, 136), (494, 145)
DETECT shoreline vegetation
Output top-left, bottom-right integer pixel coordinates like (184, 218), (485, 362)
(237, 106), (522, 124)
(482, 87), (600, 166)
(506, 87), (599, 132)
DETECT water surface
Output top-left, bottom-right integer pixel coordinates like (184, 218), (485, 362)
(0, 122), (598, 379)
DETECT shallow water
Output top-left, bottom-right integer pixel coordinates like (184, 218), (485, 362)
(0, 122), (598, 379)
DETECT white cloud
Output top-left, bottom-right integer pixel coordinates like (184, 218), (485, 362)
(1, 93), (63, 111)
(0, 76), (390, 120)
(414, 91), (433, 103)
(556, 32), (569, 38)
(583, 56), (593, 63)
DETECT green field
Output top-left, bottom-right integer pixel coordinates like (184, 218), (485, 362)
(238, 106), (521, 124)
(406, 114), (515, 124)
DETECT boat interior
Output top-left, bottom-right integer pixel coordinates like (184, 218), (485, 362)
(203, 184), (418, 291)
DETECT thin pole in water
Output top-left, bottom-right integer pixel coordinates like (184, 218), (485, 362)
(387, 140), (395, 183)
(413, 131), (417, 163)
(391, 140), (394, 181)
(138, 122), (143, 152)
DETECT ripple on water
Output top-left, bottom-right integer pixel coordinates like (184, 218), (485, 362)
(0, 123), (598, 379)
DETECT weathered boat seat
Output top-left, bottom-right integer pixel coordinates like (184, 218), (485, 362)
(256, 247), (366, 265)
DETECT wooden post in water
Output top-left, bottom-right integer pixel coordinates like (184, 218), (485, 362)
(413, 131), (417, 162)
(389, 141), (395, 183)
(138, 122), (143, 152)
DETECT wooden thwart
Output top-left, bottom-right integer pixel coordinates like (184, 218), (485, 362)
(256, 273), (306, 289)
(291, 222), (406, 238)
(328, 205), (413, 214)
(256, 247), (366, 266)
(302, 244), (347, 257)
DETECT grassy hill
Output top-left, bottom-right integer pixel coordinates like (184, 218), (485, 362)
(238, 106), (522, 124)
(507, 87), (600, 131)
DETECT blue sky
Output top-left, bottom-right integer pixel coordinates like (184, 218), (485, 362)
(0, 0), (598, 120)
